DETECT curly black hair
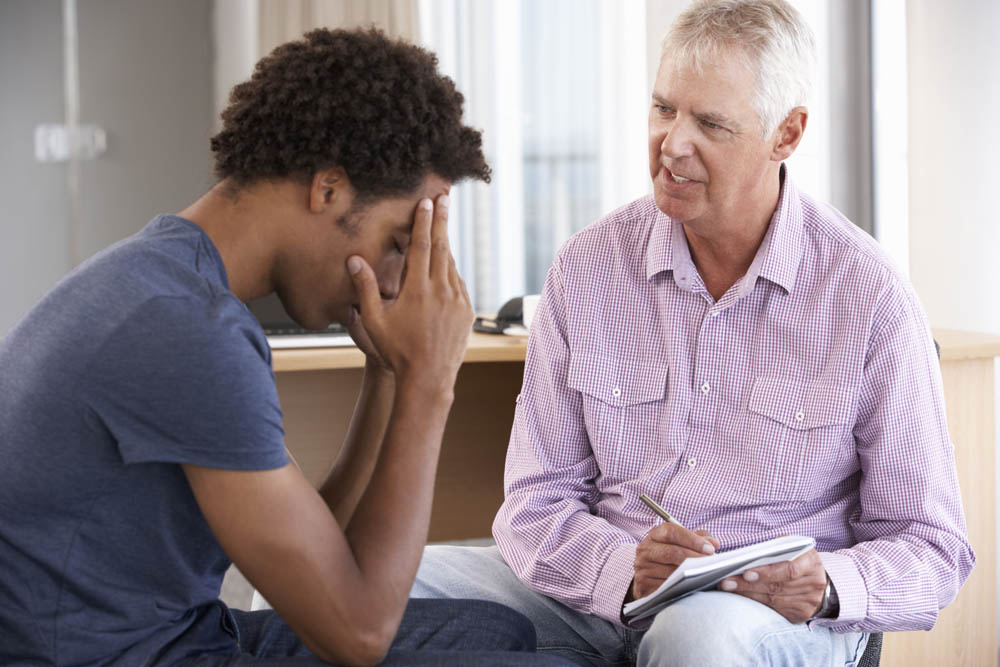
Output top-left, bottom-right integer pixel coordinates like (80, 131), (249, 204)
(211, 28), (490, 199)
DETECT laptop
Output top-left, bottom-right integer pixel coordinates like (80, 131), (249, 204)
(246, 293), (354, 349)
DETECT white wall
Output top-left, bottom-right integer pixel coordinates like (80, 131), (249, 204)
(907, 0), (1000, 335)
(0, 0), (215, 334)
(906, 3), (1000, 658)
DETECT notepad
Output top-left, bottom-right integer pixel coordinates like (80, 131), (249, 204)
(622, 534), (816, 622)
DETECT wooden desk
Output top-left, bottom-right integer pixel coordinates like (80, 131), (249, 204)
(273, 328), (999, 665)
(273, 332), (528, 542)
(881, 329), (1000, 667)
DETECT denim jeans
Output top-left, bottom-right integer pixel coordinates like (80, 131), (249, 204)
(411, 545), (869, 667)
(176, 598), (575, 666)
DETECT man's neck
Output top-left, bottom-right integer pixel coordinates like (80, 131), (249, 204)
(683, 170), (782, 301)
(177, 181), (288, 303)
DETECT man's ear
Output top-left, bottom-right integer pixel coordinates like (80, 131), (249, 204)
(771, 107), (808, 162)
(308, 167), (350, 214)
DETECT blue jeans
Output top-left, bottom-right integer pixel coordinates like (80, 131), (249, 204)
(411, 546), (869, 667)
(177, 598), (574, 666)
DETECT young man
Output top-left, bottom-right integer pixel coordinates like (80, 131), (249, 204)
(0, 28), (569, 666)
(413, 1), (973, 665)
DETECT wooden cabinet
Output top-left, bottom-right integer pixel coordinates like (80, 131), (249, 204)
(881, 330), (999, 667)
(273, 328), (1000, 664)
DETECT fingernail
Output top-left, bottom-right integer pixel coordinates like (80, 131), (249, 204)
(439, 194), (450, 209)
(743, 570), (759, 582)
(721, 580), (737, 591)
(347, 257), (361, 275)
(702, 542), (716, 555)
(420, 198), (432, 210)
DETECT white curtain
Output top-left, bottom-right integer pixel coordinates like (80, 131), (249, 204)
(258, 0), (420, 55)
(419, 0), (649, 311)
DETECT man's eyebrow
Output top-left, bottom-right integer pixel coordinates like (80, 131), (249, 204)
(651, 95), (734, 126)
(695, 111), (735, 126)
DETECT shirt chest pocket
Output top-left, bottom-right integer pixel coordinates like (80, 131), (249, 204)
(744, 376), (854, 502)
(567, 355), (670, 487)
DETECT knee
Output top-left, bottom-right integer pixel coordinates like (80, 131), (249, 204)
(637, 593), (775, 667)
(411, 545), (506, 599)
(472, 599), (538, 651)
(407, 598), (537, 652)
(637, 601), (720, 666)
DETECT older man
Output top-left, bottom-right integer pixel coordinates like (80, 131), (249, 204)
(412, 1), (974, 665)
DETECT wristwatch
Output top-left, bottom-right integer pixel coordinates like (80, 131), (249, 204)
(813, 575), (840, 619)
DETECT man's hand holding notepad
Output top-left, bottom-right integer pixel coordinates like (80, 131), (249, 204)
(622, 534), (817, 622)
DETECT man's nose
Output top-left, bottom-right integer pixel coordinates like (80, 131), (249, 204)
(660, 118), (695, 159)
(378, 264), (404, 300)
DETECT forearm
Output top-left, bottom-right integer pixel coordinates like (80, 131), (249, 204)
(344, 378), (453, 611)
(319, 360), (395, 527)
(815, 527), (974, 632)
(494, 473), (639, 623)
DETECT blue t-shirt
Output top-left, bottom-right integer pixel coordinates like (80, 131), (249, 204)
(0, 216), (289, 665)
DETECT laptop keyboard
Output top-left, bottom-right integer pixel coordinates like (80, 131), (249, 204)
(262, 322), (347, 336)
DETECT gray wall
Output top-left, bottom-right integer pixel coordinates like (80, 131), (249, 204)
(0, 0), (215, 334)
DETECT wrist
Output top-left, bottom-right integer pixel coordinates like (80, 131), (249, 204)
(395, 374), (455, 408)
(813, 574), (840, 619)
(364, 358), (395, 383)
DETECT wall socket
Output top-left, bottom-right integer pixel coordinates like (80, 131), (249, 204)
(34, 123), (106, 162)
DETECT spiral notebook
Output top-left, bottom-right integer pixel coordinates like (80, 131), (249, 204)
(622, 534), (816, 622)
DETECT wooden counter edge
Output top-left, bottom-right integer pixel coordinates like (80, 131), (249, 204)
(272, 331), (528, 373)
(933, 329), (1000, 362)
(271, 328), (1000, 373)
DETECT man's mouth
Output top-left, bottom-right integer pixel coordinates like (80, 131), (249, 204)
(666, 167), (695, 184)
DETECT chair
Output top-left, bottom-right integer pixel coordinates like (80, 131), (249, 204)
(858, 631), (882, 667)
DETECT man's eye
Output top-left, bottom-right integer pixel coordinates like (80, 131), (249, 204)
(702, 120), (723, 130)
(393, 240), (405, 254)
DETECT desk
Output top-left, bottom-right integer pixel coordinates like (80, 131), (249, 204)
(273, 332), (528, 542)
(273, 328), (999, 666)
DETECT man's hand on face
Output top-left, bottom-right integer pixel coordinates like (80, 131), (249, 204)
(344, 305), (390, 374)
(346, 195), (474, 395)
(632, 523), (720, 600)
(717, 548), (827, 624)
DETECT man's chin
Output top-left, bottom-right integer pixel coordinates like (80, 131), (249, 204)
(654, 193), (698, 223)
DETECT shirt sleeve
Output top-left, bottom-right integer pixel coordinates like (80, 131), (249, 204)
(492, 252), (640, 625)
(813, 286), (975, 632)
(84, 295), (289, 471)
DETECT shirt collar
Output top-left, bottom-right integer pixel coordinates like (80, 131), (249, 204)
(755, 165), (803, 295)
(644, 164), (804, 296)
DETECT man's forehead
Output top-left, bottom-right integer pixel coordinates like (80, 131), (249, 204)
(654, 58), (755, 116)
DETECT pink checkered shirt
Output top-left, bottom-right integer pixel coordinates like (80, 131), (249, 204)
(493, 170), (974, 632)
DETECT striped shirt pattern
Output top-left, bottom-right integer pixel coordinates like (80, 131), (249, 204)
(492, 172), (974, 632)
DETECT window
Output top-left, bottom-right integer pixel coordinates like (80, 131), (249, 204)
(420, 0), (648, 311)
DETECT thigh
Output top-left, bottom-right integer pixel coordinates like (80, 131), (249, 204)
(185, 601), (557, 666)
(636, 591), (868, 667)
(412, 545), (634, 666)
(389, 598), (537, 652)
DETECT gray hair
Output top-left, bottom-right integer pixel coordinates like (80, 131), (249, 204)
(661, 0), (816, 138)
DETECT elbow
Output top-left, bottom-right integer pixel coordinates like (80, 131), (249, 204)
(345, 625), (395, 667)
(321, 622), (395, 666)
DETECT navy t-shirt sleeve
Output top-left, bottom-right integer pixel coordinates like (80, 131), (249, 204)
(85, 295), (289, 470)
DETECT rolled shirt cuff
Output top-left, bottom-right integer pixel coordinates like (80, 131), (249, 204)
(592, 542), (639, 625)
(811, 551), (867, 629)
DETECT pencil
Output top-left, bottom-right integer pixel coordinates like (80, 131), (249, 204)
(639, 493), (687, 530)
